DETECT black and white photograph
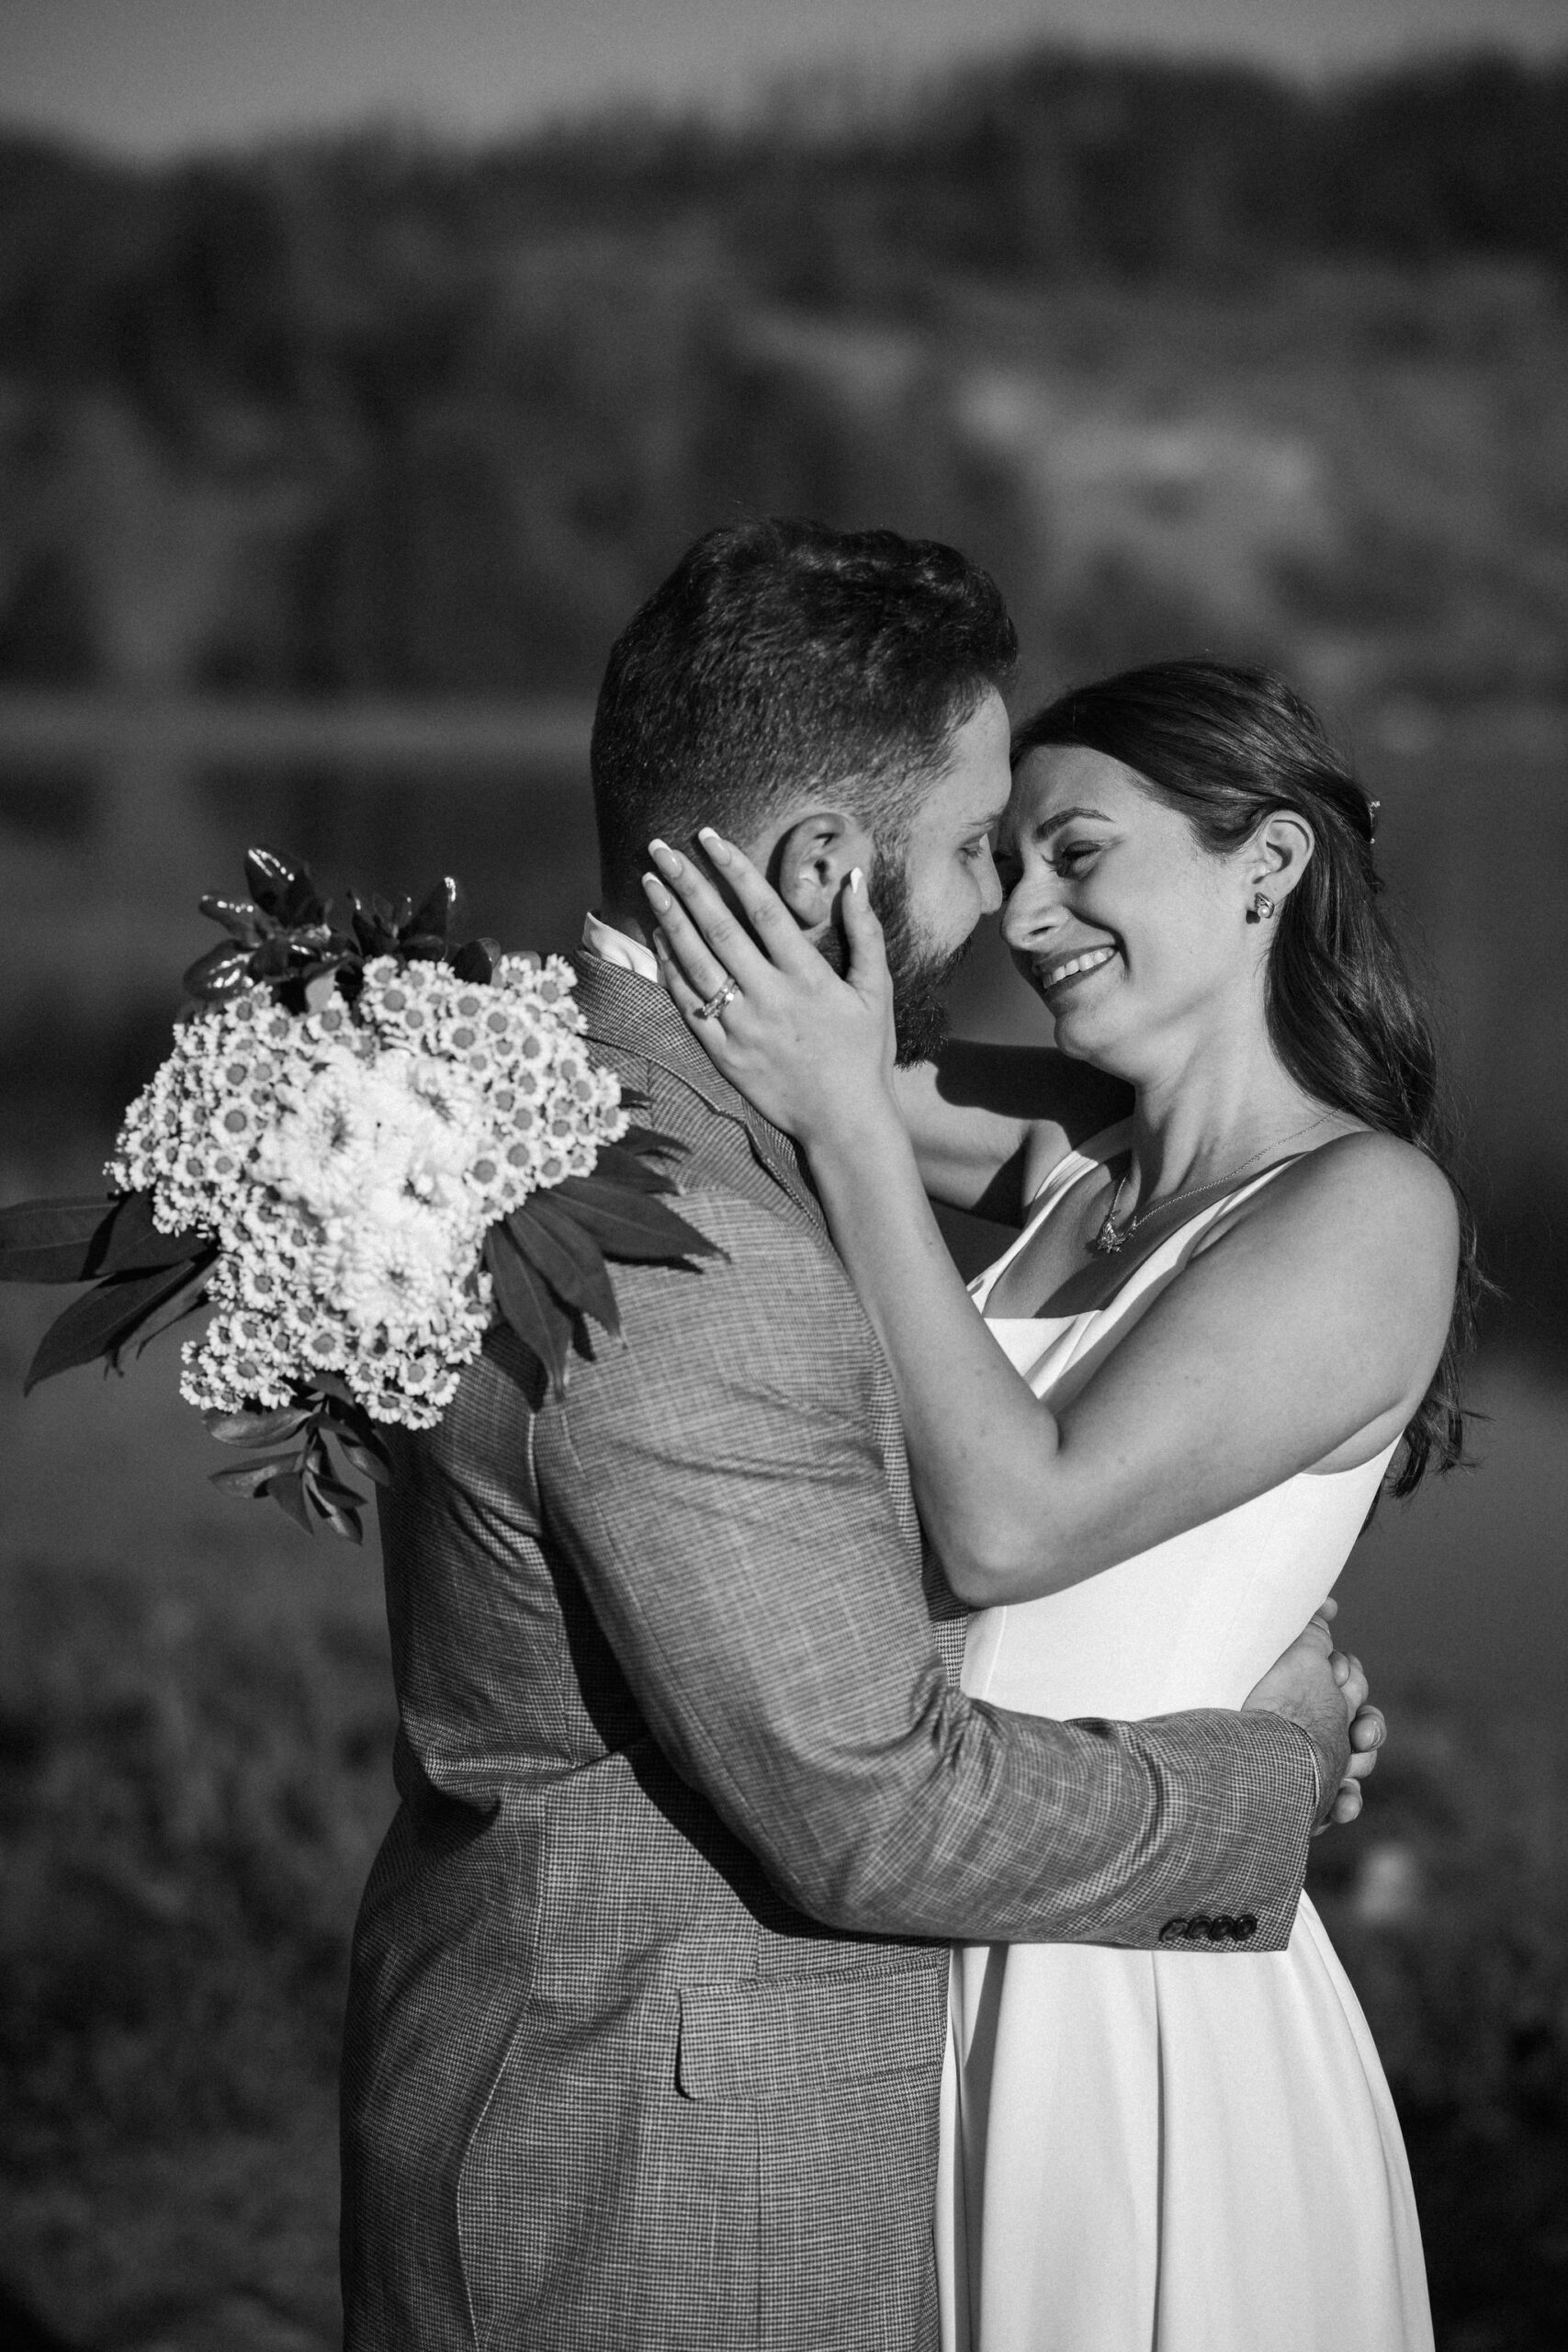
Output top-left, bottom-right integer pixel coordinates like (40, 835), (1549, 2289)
(1, 4), (1565, 2347)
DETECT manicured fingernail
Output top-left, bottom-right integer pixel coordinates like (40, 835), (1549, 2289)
(848, 867), (863, 893)
(648, 839), (683, 876)
(642, 874), (672, 910)
(697, 827), (732, 865)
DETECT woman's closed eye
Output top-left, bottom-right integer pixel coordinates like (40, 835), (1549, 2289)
(1052, 840), (1100, 876)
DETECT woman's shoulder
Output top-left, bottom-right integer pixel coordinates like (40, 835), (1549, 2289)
(1281, 1127), (1455, 1218)
(1206, 1126), (1460, 1275)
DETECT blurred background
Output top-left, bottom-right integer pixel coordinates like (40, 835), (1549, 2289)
(1, 4), (1565, 2346)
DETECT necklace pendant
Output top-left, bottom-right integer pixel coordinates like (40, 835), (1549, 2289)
(1090, 1219), (1128, 1256)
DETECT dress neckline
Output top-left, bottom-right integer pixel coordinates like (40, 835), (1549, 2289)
(970, 1122), (1312, 1327)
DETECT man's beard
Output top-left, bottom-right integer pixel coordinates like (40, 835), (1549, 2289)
(818, 845), (973, 1067)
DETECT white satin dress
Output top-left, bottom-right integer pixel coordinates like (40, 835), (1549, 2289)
(935, 1138), (1432, 2352)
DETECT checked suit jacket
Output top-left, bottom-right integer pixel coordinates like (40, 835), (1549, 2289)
(340, 952), (1322, 2352)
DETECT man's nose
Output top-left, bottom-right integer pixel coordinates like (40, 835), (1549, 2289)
(977, 850), (1005, 918)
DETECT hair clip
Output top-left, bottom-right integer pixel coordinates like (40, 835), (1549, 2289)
(1367, 797), (1382, 842)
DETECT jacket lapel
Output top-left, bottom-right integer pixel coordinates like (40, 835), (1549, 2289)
(570, 952), (826, 1231)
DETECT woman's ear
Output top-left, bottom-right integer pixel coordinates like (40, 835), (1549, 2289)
(772, 809), (876, 934)
(1250, 809), (1315, 908)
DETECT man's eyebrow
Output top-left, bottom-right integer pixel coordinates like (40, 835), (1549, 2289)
(1033, 804), (1113, 841)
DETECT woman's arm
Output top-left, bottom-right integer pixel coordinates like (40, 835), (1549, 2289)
(642, 835), (1459, 1602)
(807, 1099), (1456, 1599)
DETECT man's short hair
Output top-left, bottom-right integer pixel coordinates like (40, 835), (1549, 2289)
(590, 518), (1018, 908)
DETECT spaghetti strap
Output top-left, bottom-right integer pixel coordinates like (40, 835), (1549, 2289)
(967, 1123), (1128, 1315)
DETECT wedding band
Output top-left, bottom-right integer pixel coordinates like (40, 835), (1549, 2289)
(694, 978), (739, 1021)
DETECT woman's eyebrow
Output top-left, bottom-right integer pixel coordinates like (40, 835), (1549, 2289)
(1034, 804), (1113, 840)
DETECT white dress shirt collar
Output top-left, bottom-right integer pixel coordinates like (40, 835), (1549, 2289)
(581, 910), (661, 987)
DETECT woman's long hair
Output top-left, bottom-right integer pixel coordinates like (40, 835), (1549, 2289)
(1012, 658), (1478, 1495)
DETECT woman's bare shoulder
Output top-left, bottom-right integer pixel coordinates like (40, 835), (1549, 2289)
(1284, 1128), (1456, 1221)
(1203, 1127), (1461, 1281)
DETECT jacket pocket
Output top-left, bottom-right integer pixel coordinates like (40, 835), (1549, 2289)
(676, 1954), (946, 2103)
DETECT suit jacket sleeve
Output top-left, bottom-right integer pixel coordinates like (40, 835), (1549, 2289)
(533, 1182), (1319, 1950)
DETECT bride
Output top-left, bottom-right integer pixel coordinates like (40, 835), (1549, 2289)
(641, 659), (1471, 2350)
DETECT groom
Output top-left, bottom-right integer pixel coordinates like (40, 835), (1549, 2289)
(342, 521), (1379, 2351)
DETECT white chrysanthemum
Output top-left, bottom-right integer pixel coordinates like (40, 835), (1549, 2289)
(328, 1188), (463, 1342)
(252, 1049), (379, 1222)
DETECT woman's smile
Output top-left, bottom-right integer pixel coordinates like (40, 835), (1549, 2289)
(1031, 942), (1121, 999)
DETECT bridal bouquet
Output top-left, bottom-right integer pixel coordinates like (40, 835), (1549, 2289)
(0, 851), (714, 1540)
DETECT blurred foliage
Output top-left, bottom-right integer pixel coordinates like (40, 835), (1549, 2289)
(0, 49), (1565, 700)
(0, 1559), (394, 2348)
(1311, 1717), (1568, 2349)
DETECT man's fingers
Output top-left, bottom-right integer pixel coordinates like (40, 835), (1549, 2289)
(1295, 1612), (1334, 1659)
(1331, 1649), (1369, 1718)
(1348, 1702), (1386, 1753)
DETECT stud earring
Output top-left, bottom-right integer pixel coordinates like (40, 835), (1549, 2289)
(1246, 892), (1275, 924)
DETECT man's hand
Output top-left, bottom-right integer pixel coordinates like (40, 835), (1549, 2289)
(1242, 1597), (1384, 1830)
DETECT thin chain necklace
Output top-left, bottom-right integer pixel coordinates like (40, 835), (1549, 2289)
(1089, 1115), (1332, 1257)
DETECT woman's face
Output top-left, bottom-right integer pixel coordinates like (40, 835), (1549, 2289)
(998, 743), (1258, 1074)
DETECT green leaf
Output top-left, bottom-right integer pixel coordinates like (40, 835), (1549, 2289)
(449, 937), (496, 984)
(268, 1468), (315, 1534)
(333, 1430), (393, 1486)
(209, 1452), (307, 1498)
(483, 1227), (576, 1390)
(244, 847), (301, 917)
(118, 1262), (213, 1363)
(251, 933), (296, 979)
(279, 865), (328, 926)
(591, 1128), (687, 1195)
(550, 1177), (719, 1265)
(312, 1493), (365, 1544)
(183, 941), (256, 1000)
(206, 1405), (317, 1448)
(507, 1200), (621, 1336)
(306, 1465), (369, 1514)
(24, 1254), (216, 1393)
(0, 1193), (197, 1283)
(199, 895), (264, 944)
(407, 877), (457, 943)
(88, 1193), (208, 1278)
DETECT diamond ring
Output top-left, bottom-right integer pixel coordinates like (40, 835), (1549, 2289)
(694, 978), (739, 1021)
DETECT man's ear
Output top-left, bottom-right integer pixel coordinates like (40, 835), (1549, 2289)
(772, 809), (876, 935)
